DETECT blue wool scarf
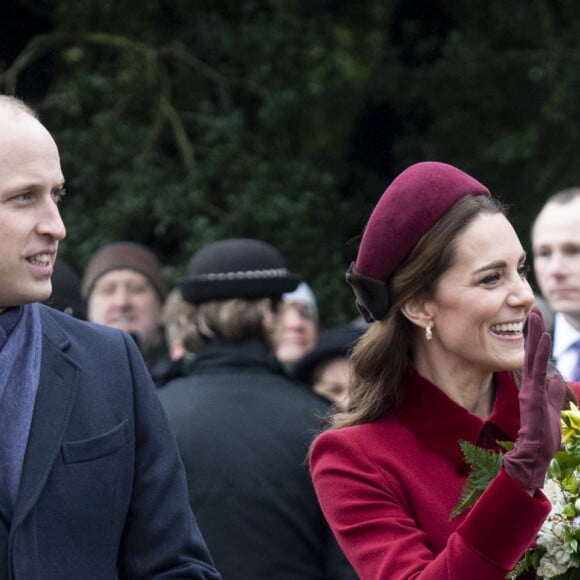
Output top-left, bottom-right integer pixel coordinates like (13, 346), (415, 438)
(0, 303), (42, 517)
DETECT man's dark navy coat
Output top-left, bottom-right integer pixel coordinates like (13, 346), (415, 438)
(1, 305), (220, 580)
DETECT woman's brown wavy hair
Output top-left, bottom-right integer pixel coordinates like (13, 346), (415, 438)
(331, 194), (507, 429)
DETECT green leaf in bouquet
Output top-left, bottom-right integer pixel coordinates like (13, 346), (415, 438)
(549, 457), (563, 479)
(450, 440), (503, 520)
(564, 502), (577, 518)
(554, 451), (580, 471)
(497, 440), (515, 452)
(506, 548), (543, 579)
(563, 473), (579, 494)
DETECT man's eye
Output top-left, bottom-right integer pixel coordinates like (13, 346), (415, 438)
(52, 188), (67, 203)
(563, 246), (580, 256)
(11, 192), (32, 202)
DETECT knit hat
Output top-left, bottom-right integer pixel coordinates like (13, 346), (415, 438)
(282, 282), (318, 323)
(180, 238), (300, 304)
(346, 161), (490, 322)
(81, 242), (166, 301)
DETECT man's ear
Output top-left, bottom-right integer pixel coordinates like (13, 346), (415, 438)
(400, 297), (435, 329)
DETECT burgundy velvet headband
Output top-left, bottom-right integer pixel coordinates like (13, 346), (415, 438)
(346, 161), (491, 322)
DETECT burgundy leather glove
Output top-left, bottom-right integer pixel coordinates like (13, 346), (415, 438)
(502, 308), (566, 491)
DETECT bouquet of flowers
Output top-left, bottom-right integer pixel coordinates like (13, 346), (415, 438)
(452, 403), (580, 579)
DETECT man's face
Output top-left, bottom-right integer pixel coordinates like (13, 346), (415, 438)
(0, 110), (66, 309)
(87, 269), (163, 353)
(274, 302), (318, 367)
(533, 197), (580, 328)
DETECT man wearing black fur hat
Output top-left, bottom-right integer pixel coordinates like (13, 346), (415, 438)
(158, 238), (356, 580)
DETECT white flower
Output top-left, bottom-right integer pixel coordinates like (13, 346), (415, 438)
(552, 546), (571, 566)
(543, 479), (568, 515)
(537, 518), (566, 551)
(537, 556), (569, 578)
(453, 421), (580, 578)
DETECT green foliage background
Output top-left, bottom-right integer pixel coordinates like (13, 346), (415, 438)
(3, 0), (580, 325)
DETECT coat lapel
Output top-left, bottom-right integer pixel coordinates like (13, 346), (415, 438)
(11, 309), (80, 529)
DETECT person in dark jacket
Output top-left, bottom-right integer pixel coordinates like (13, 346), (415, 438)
(42, 257), (87, 319)
(158, 238), (357, 580)
(0, 94), (220, 579)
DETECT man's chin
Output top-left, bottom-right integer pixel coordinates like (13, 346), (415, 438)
(8, 286), (52, 307)
(548, 296), (580, 312)
(104, 320), (136, 333)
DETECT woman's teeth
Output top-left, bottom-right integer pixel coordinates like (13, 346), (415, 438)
(490, 322), (523, 333)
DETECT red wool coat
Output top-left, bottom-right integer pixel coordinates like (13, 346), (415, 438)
(310, 369), (551, 579)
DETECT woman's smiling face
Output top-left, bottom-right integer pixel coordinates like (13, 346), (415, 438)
(423, 212), (535, 376)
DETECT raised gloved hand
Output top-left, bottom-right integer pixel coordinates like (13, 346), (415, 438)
(502, 308), (566, 491)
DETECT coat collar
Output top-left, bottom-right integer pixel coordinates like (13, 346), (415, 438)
(398, 367), (520, 468)
(188, 339), (285, 376)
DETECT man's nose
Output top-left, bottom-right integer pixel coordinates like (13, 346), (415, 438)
(36, 197), (66, 240)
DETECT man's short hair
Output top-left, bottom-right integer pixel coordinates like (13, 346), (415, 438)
(0, 94), (38, 118)
(531, 187), (580, 240)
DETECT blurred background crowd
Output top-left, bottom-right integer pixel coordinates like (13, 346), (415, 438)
(4, 2), (580, 577)
(3, 1), (580, 327)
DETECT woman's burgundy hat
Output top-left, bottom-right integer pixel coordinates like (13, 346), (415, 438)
(346, 161), (491, 322)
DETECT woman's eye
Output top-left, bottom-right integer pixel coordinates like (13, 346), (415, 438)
(480, 273), (500, 285)
(518, 264), (530, 278)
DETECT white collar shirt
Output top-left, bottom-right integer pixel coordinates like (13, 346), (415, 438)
(552, 312), (580, 380)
